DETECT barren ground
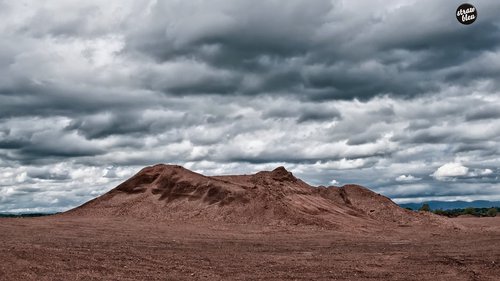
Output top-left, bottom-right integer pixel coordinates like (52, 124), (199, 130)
(1, 216), (500, 280)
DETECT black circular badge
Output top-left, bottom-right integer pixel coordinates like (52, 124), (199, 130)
(456, 3), (477, 25)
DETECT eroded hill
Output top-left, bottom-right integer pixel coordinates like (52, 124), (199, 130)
(67, 164), (452, 230)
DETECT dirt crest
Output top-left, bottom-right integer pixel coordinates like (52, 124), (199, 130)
(66, 164), (453, 230)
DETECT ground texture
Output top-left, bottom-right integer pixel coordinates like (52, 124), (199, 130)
(2, 165), (499, 280)
(1, 216), (500, 281)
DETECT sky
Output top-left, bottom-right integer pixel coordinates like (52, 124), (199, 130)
(0, 0), (499, 213)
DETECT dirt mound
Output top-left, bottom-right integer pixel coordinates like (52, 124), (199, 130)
(67, 164), (452, 229)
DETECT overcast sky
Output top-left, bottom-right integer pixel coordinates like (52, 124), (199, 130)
(1, 0), (499, 213)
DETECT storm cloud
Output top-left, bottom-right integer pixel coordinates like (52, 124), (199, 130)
(1, 0), (500, 212)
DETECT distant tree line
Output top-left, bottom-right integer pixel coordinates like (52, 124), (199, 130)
(406, 204), (499, 217)
(0, 213), (55, 218)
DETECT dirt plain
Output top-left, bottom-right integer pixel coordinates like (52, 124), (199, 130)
(0, 216), (499, 281)
(2, 164), (500, 280)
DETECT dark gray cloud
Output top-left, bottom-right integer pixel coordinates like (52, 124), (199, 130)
(126, 1), (331, 64)
(121, 0), (500, 100)
(297, 109), (341, 123)
(465, 105), (500, 121)
(0, 0), (500, 212)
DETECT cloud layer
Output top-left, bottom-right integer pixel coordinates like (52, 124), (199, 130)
(1, 0), (500, 212)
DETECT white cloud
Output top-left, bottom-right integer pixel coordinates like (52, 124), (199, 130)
(395, 174), (421, 182)
(432, 162), (469, 181)
(481, 169), (493, 175)
(313, 158), (369, 170)
(468, 168), (494, 177)
(329, 179), (340, 186)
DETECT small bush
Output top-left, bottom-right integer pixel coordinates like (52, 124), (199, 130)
(433, 209), (445, 215)
(419, 203), (431, 212)
(487, 208), (498, 217)
(463, 207), (476, 216)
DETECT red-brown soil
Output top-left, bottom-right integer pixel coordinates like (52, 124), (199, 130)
(1, 216), (500, 280)
(66, 164), (451, 230)
(2, 164), (499, 280)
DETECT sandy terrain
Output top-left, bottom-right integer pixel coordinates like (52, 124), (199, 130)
(1, 165), (499, 280)
(0, 216), (499, 280)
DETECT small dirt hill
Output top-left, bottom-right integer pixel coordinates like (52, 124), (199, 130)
(67, 164), (451, 229)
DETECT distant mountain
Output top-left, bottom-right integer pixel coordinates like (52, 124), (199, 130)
(399, 200), (500, 210)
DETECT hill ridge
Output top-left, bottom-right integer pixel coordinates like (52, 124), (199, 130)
(67, 164), (453, 230)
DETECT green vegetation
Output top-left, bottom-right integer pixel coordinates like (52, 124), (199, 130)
(432, 209), (446, 216)
(410, 203), (500, 217)
(419, 203), (431, 212)
(487, 208), (498, 217)
(464, 207), (476, 215)
(428, 207), (500, 218)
